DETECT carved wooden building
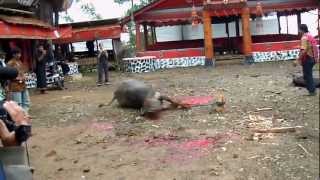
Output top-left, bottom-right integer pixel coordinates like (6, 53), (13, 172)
(121, 0), (319, 72)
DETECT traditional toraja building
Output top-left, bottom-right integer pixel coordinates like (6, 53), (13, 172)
(53, 19), (122, 69)
(0, 0), (73, 88)
(121, 0), (319, 73)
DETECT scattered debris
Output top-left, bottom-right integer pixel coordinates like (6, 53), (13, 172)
(57, 168), (64, 172)
(252, 126), (303, 133)
(256, 107), (273, 112)
(151, 125), (160, 128)
(45, 150), (57, 157)
(61, 96), (73, 100)
(297, 144), (313, 157)
(83, 168), (90, 173)
(250, 74), (261, 78)
(233, 154), (239, 158)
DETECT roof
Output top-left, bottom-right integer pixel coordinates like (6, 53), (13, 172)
(0, 15), (52, 28)
(0, 6), (34, 16)
(60, 18), (120, 29)
(54, 19), (121, 44)
(122, 0), (319, 26)
(121, 0), (203, 25)
(0, 20), (71, 39)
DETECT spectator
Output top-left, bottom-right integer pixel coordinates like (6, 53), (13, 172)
(296, 24), (318, 96)
(7, 48), (30, 113)
(36, 45), (48, 94)
(97, 43), (111, 86)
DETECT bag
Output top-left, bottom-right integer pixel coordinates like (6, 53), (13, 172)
(304, 33), (319, 63)
(9, 80), (26, 92)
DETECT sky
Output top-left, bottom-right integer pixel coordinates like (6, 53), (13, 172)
(59, 0), (136, 23)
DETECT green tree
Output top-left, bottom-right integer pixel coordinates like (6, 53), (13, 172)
(60, 0), (102, 23)
(114, 0), (155, 52)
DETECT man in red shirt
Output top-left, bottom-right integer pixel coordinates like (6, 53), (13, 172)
(296, 24), (317, 96)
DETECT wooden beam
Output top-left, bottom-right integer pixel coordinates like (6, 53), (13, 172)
(135, 23), (142, 51)
(297, 11), (301, 31)
(235, 17), (240, 37)
(241, 7), (253, 56)
(226, 21), (230, 53)
(203, 9), (214, 66)
(286, 15), (289, 34)
(152, 26), (157, 43)
(277, 13), (281, 34)
(143, 24), (148, 50)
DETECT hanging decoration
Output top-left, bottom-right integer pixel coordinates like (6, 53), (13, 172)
(191, 5), (201, 27)
(256, 2), (264, 16)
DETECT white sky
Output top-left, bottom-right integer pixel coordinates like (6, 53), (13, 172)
(60, 0), (139, 23)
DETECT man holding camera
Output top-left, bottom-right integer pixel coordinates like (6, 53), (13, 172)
(97, 43), (111, 86)
(0, 67), (31, 146)
(7, 48), (30, 113)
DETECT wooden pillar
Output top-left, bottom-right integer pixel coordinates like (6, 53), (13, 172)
(226, 21), (230, 54)
(143, 24), (148, 50)
(135, 23), (142, 51)
(241, 6), (253, 63)
(235, 17), (240, 37)
(151, 26), (157, 44)
(181, 25), (184, 40)
(203, 10), (214, 66)
(297, 12), (301, 30)
(277, 13), (281, 34)
(286, 15), (289, 34)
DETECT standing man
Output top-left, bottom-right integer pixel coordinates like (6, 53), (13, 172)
(97, 43), (111, 86)
(7, 48), (30, 113)
(36, 45), (48, 94)
(296, 24), (319, 96)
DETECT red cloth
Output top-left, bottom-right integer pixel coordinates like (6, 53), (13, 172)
(175, 96), (214, 107)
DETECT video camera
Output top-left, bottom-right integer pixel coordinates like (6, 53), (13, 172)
(0, 67), (31, 144)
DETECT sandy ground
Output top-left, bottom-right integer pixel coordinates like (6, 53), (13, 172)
(28, 62), (319, 180)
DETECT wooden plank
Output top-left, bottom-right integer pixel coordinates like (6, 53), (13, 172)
(203, 10), (214, 60)
(241, 7), (253, 56)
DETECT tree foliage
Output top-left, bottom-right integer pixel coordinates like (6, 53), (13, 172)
(114, 0), (155, 53)
(60, 0), (102, 23)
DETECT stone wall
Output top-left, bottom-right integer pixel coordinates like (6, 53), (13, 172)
(253, 49), (300, 63)
(122, 56), (205, 73)
(26, 62), (79, 89)
(123, 49), (300, 73)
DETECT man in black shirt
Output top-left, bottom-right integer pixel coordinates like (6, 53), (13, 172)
(97, 43), (111, 86)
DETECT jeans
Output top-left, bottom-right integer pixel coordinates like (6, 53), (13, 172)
(302, 56), (316, 94)
(97, 62), (109, 83)
(11, 89), (30, 112)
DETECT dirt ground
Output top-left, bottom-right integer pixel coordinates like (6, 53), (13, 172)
(28, 62), (319, 180)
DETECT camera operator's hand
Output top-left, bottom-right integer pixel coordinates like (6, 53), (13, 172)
(3, 101), (31, 126)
